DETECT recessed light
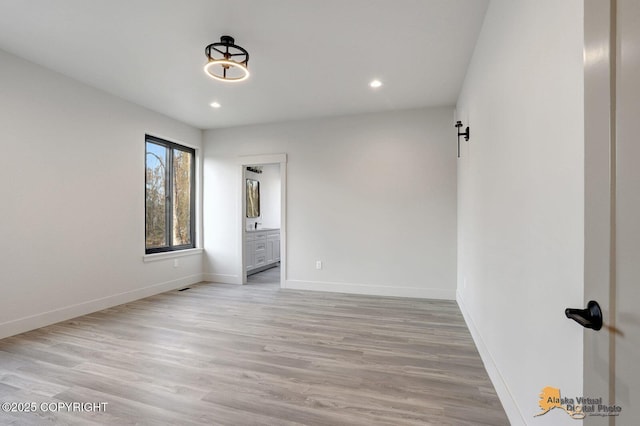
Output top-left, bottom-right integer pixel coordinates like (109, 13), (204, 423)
(369, 79), (383, 88)
(210, 101), (221, 108)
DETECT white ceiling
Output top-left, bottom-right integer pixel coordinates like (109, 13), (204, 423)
(0, 0), (489, 129)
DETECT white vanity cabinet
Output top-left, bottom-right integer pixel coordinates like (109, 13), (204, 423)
(266, 230), (280, 263)
(245, 229), (280, 274)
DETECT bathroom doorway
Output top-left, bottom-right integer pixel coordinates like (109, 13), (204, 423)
(240, 154), (286, 287)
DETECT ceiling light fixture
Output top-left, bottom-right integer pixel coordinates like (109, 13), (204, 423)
(369, 79), (383, 88)
(204, 35), (250, 82)
(210, 101), (221, 108)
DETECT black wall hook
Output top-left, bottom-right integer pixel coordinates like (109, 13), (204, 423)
(455, 121), (470, 158)
(565, 300), (603, 331)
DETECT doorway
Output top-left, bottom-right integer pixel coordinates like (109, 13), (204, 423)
(238, 154), (287, 287)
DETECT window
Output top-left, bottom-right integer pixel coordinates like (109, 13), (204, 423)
(145, 135), (195, 254)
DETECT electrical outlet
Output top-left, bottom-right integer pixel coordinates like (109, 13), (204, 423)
(316, 261), (322, 270)
(174, 259), (179, 268)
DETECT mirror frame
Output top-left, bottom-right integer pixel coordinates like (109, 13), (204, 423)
(246, 178), (260, 218)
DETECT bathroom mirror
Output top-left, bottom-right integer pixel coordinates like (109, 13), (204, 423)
(246, 179), (260, 218)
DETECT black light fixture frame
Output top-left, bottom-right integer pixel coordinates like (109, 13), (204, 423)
(455, 120), (470, 158)
(205, 35), (249, 80)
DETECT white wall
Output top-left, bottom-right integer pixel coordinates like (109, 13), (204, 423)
(203, 107), (457, 298)
(245, 164), (281, 230)
(455, 1), (584, 424)
(0, 49), (204, 339)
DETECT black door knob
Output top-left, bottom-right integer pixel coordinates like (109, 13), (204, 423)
(565, 300), (603, 331)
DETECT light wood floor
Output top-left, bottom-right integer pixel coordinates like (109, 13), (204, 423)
(0, 269), (508, 425)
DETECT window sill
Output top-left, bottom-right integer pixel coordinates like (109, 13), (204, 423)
(143, 248), (203, 263)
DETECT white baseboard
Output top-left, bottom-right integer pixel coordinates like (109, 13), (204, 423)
(284, 279), (455, 300)
(203, 273), (242, 285)
(456, 290), (526, 425)
(0, 274), (204, 340)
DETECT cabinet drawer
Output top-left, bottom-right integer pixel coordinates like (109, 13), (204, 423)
(255, 241), (266, 252)
(255, 255), (266, 266)
(254, 233), (267, 241)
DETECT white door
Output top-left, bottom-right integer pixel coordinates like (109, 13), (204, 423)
(583, 1), (640, 424)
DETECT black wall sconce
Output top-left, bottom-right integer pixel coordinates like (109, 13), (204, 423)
(455, 120), (470, 158)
